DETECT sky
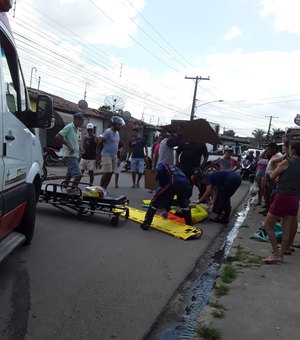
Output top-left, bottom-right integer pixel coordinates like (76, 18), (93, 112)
(7, 0), (300, 137)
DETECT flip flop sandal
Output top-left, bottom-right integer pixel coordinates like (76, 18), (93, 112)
(262, 255), (284, 264)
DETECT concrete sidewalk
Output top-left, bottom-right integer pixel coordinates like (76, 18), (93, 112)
(193, 203), (300, 340)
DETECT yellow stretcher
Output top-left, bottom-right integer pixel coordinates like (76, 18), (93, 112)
(120, 207), (203, 240)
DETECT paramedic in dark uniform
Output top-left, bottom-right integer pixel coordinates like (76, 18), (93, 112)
(140, 163), (193, 230)
(197, 170), (242, 225)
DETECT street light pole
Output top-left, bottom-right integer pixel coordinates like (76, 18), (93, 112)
(194, 99), (224, 118)
(30, 67), (37, 89)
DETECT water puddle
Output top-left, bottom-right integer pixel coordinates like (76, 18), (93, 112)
(159, 197), (254, 340)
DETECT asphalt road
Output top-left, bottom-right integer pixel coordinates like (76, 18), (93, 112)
(0, 172), (250, 340)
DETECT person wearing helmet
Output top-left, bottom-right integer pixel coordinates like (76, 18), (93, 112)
(79, 123), (99, 185)
(96, 116), (125, 189)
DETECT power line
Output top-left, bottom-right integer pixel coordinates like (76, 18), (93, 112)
(125, 0), (195, 68)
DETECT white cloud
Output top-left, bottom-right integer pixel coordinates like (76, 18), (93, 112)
(10, 0), (300, 136)
(259, 0), (300, 33)
(17, 0), (145, 47)
(224, 26), (243, 41)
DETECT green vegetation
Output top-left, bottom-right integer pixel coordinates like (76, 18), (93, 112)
(227, 245), (262, 267)
(235, 245), (248, 261)
(214, 283), (229, 297)
(196, 322), (222, 340)
(211, 309), (225, 318)
(221, 264), (237, 283)
(208, 301), (227, 310)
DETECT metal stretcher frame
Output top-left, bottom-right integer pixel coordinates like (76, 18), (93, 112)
(39, 183), (130, 226)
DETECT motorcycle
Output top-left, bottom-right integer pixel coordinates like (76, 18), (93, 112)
(240, 159), (256, 181)
(43, 147), (67, 167)
(41, 164), (47, 181)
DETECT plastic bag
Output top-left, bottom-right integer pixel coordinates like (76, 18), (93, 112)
(250, 182), (259, 197)
(251, 223), (282, 242)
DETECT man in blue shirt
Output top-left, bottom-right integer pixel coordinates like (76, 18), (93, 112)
(96, 116), (125, 189)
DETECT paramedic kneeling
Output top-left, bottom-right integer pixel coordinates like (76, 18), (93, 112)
(140, 163), (193, 230)
(198, 170), (242, 225)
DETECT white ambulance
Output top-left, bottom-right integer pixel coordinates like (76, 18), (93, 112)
(0, 1), (53, 262)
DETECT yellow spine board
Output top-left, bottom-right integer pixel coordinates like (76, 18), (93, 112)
(119, 207), (203, 240)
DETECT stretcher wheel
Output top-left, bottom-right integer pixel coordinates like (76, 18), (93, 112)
(111, 215), (119, 227)
(125, 208), (129, 219)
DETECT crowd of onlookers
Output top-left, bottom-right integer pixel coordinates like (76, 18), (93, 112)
(55, 113), (300, 260)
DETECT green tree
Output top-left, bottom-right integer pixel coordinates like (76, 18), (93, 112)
(270, 128), (285, 142)
(252, 128), (266, 148)
(223, 129), (235, 137)
(99, 105), (111, 111)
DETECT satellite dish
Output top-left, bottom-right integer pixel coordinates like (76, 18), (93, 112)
(104, 95), (125, 112)
(78, 99), (88, 110)
(122, 111), (131, 122)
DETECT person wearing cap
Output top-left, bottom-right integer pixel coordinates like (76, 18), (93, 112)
(79, 123), (99, 185)
(55, 112), (84, 190)
(214, 147), (239, 171)
(96, 116), (125, 190)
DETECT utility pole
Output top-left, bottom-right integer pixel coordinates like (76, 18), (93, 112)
(265, 115), (278, 142)
(119, 62), (123, 78)
(185, 75), (210, 120)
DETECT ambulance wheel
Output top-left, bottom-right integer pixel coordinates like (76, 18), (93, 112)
(125, 208), (129, 219)
(111, 215), (119, 227)
(17, 185), (36, 245)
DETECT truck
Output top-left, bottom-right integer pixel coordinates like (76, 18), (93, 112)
(0, 2), (53, 263)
